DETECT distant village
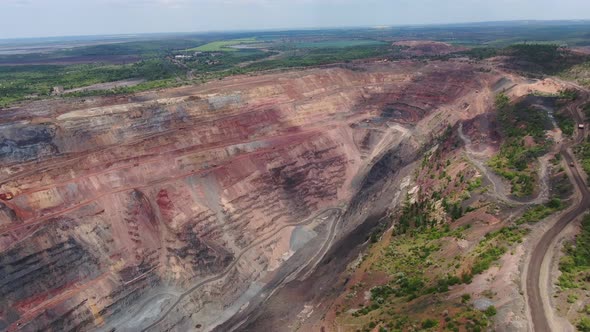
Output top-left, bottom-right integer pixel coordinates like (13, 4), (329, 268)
(174, 51), (221, 65)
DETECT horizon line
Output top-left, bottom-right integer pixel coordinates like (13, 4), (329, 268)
(1, 18), (590, 43)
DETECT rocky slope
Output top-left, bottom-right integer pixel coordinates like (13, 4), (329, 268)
(0, 60), (514, 331)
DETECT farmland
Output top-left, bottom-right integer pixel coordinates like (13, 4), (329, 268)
(187, 37), (259, 52)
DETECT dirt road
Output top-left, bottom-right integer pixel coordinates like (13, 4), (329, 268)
(135, 208), (342, 332)
(526, 93), (590, 332)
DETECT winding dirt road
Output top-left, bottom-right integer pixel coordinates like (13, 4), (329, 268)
(135, 207), (342, 332)
(526, 92), (590, 332)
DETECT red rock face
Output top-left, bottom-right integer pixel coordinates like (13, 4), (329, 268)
(0, 61), (496, 331)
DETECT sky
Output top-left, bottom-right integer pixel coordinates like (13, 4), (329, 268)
(1, 0), (590, 39)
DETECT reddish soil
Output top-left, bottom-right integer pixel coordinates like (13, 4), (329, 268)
(0, 60), (502, 331)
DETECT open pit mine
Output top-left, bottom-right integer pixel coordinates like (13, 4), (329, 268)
(0, 60), (541, 331)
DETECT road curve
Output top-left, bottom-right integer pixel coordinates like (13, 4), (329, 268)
(219, 207), (344, 332)
(138, 207), (342, 332)
(526, 92), (590, 332)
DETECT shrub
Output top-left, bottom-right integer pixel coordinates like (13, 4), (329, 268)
(471, 246), (506, 275)
(421, 318), (439, 329)
(567, 294), (578, 303)
(484, 305), (497, 316)
(461, 293), (472, 303)
(578, 317), (590, 332)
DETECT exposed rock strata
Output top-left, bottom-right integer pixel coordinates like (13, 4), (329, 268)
(0, 61), (504, 331)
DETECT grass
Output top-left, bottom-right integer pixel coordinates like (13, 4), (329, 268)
(516, 198), (564, 224)
(188, 38), (258, 52)
(574, 142), (590, 178)
(556, 215), (590, 331)
(467, 226), (528, 278)
(344, 220), (492, 331)
(558, 214), (590, 289)
(562, 61), (590, 88)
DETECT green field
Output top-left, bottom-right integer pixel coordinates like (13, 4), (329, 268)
(294, 39), (386, 49)
(188, 38), (259, 52)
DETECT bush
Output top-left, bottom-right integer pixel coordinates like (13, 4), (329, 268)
(516, 201), (563, 224)
(461, 272), (473, 284)
(567, 294), (579, 303)
(421, 318), (439, 329)
(578, 317), (590, 332)
(484, 305), (497, 316)
(462, 293), (472, 303)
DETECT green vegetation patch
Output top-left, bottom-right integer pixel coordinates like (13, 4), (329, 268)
(557, 214), (590, 329)
(516, 198), (564, 224)
(556, 112), (575, 136)
(558, 214), (590, 289)
(189, 38), (258, 52)
(488, 93), (553, 197)
(455, 47), (499, 60)
(467, 226), (528, 278)
(502, 44), (565, 72)
(350, 230), (495, 331)
(184, 49), (274, 71)
(562, 61), (590, 88)
(242, 45), (392, 71)
(366, 224), (471, 307)
(575, 142), (590, 178)
(454, 43), (588, 77)
(0, 59), (182, 107)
